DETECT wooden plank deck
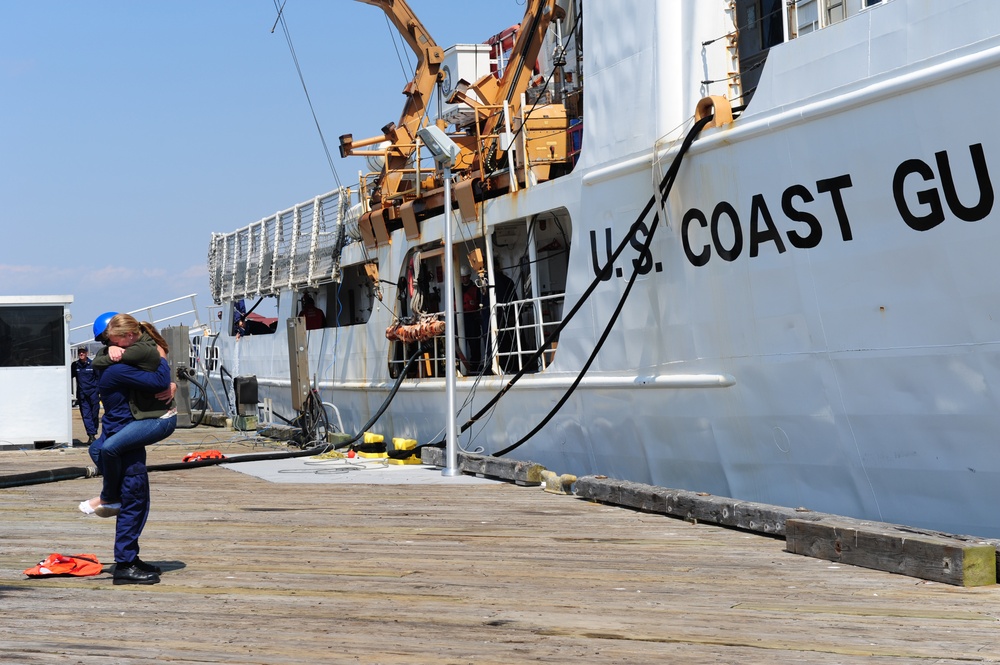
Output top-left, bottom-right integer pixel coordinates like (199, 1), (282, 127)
(2, 416), (999, 663)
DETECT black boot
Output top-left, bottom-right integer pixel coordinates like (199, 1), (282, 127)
(86, 434), (95, 444)
(113, 563), (160, 585)
(134, 558), (162, 574)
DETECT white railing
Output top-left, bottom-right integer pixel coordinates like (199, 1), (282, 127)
(69, 293), (209, 345)
(389, 291), (565, 379)
(499, 292), (565, 373)
(207, 187), (355, 304)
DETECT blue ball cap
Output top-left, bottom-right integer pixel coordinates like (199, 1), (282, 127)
(92, 311), (118, 339)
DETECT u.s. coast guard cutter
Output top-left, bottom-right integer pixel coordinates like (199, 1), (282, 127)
(203, 0), (1000, 537)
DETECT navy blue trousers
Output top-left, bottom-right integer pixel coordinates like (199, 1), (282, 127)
(94, 415), (176, 503)
(78, 391), (100, 436)
(114, 464), (150, 565)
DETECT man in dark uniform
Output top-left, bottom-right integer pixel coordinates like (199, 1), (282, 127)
(71, 347), (99, 443)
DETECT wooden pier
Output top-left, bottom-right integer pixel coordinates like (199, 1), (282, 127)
(1, 416), (999, 664)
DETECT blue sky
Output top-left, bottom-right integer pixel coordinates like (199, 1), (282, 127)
(1, 1), (526, 341)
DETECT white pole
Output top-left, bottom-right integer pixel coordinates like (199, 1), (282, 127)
(442, 165), (460, 477)
(416, 125), (462, 478)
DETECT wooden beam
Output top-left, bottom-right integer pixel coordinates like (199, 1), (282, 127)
(414, 468), (1000, 586)
(573, 476), (804, 535)
(421, 449), (544, 486)
(786, 517), (997, 587)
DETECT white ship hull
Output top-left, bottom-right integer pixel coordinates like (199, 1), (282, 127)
(202, 0), (1000, 537)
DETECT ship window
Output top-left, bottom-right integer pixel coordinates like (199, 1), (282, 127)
(190, 336), (219, 372)
(826, 0), (846, 23)
(0, 305), (64, 367)
(735, 0), (787, 101)
(322, 263), (376, 327)
(387, 241), (501, 380)
(820, 0), (882, 27)
(388, 244), (447, 379)
(489, 210), (571, 374)
(385, 209), (572, 380)
(229, 296), (278, 338)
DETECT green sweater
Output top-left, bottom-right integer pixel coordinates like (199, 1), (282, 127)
(93, 333), (175, 419)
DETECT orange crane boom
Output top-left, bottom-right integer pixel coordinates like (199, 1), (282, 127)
(340, 0), (444, 204)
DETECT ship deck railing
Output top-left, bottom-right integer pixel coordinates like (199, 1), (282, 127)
(69, 293), (207, 347)
(389, 291), (565, 380)
(208, 188), (352, 304)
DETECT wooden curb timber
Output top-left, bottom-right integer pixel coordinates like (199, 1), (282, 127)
(573, 476), (812, 535)
(573, 476), (999, 587)
(786, 517), (997, 587)
(416, 457), (999, 587)
(420, 448), (545, 486)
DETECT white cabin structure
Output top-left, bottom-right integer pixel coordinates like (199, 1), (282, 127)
(0, 296), (74, 449)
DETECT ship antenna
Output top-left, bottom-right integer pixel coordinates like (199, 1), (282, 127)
(269, 0), (287, 33)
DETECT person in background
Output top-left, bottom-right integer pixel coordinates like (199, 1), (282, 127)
(297, 293), (326, 330)
(485, 261), (518, 373)
(234, 316), (247, 340)
(231, 299), (247, 336)
(71, 347), (100, 443)
(460, 266), (483, 373)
